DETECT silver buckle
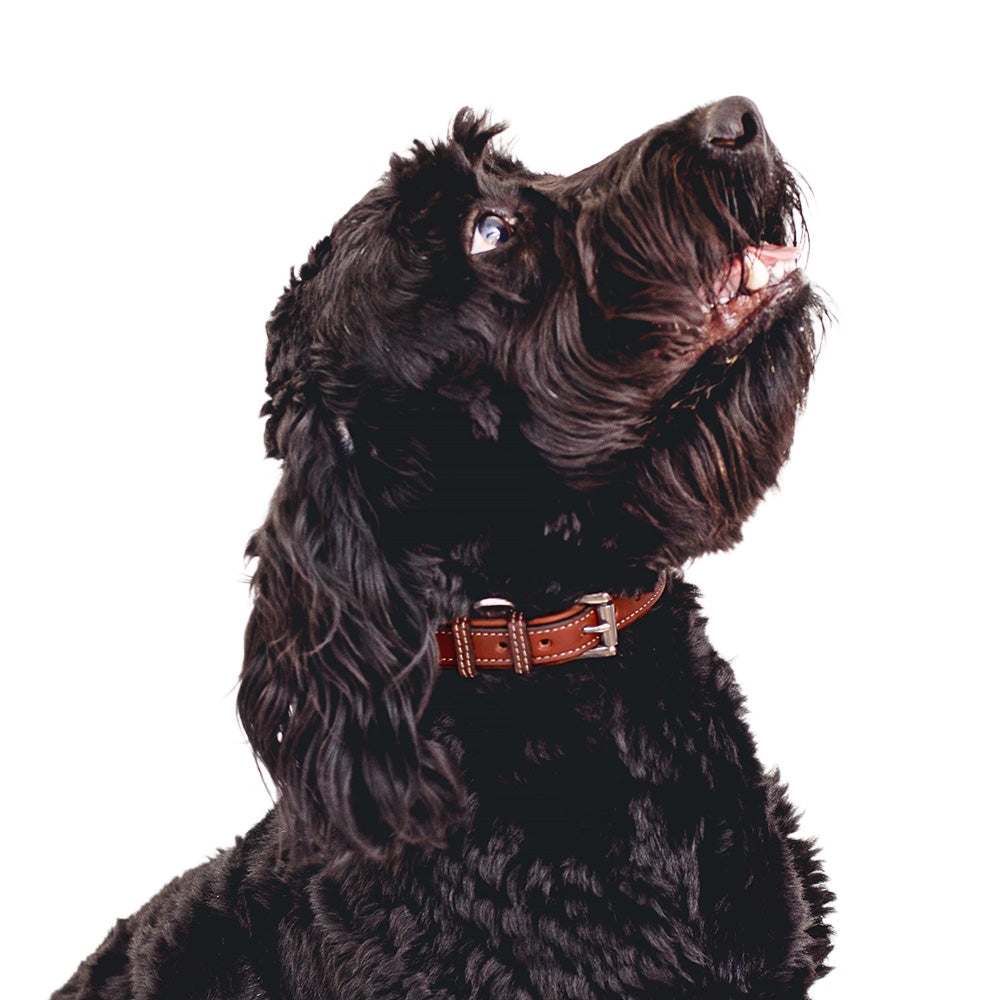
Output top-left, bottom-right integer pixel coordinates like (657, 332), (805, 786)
(577, 592), (618, 658)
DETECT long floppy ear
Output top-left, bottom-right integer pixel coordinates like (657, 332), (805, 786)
(237, 246), (464, 858)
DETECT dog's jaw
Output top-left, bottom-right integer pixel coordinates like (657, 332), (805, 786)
(699, 250), (807, 355)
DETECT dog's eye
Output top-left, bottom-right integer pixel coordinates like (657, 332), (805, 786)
(470, 214), (513, 255)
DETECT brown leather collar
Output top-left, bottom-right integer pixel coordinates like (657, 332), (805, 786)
(436, 574), (667, 677)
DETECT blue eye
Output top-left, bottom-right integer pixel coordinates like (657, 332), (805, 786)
(470, 214), (513, 255)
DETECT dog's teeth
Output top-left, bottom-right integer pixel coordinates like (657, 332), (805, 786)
(744, 254), (770, 292)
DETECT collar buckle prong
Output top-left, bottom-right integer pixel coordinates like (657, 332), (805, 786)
(578, 592), (618, 658)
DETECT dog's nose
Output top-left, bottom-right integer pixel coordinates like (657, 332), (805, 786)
(701, 96), (767, 154)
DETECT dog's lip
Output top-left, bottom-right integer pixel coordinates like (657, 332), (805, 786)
(702, 265), (806, 352)
(647, 248), (804, 370)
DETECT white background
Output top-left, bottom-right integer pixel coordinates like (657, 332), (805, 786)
(4, 2), (997, 996)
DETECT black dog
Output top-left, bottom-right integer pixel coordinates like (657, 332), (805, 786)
(55, 98), (832, 999)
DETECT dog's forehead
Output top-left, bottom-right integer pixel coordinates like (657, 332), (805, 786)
(470, 166), (541, 210)
(528, 129), (667, 206)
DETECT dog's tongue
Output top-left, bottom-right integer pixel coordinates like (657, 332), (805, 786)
(750, 243), (801, 263)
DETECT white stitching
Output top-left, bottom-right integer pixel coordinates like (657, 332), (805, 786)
(616, 588), (662, 626)
(452, 618), (476, 677)
(526, 614), (591, 637)
(509, 611), (531, 674)
(532, 638), (599, 662)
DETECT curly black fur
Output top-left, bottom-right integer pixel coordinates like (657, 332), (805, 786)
(55, 99), (833, 999)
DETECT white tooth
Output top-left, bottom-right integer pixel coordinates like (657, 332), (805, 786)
(744, 254), (770, 291)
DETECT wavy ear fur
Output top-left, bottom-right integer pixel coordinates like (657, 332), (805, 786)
(238, 252), (464, 859)
(238, 113), (514, 858)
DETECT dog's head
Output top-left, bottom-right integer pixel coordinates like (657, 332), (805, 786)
(239, 99), (823, 856)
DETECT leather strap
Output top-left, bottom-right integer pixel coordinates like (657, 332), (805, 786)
(437, 574), (666, 676)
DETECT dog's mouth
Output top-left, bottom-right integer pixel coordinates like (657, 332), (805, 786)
(700, 243), (804, 351)
(647, 244), (805, 372)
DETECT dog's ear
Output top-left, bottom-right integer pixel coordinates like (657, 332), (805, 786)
(238, 267), (464, 859)
(388, 109), (510, 204)
(450, 107), (507, 164)
(257, 236), (333, 461)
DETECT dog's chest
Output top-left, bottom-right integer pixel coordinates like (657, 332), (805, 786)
(306, 612), (798, 997)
